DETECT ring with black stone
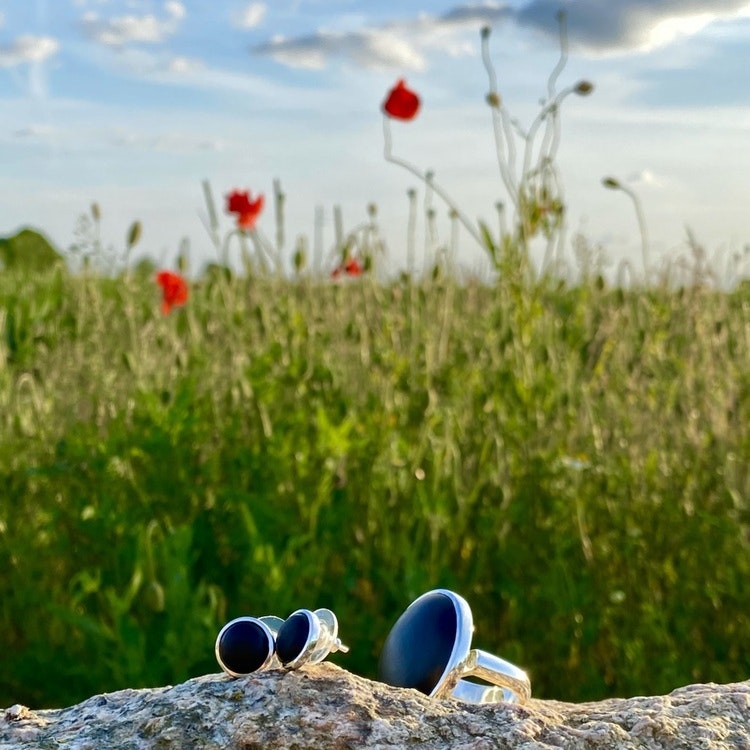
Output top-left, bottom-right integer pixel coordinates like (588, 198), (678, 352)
(378, 589), (531, 704)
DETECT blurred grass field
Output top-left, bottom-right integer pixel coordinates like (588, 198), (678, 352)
(0, 245), (748, 708)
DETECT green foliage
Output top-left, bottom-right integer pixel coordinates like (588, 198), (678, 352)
(0, 266), (748, 708)
(0, 228), (64, 273)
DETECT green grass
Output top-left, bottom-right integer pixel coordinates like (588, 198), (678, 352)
(0, 261), (748, 708)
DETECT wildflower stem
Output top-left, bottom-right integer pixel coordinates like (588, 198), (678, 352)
(547, 11), (569, 102)
(252, 227), (280, 273)
(602, 177), (650, 276)
(406, 188), (417, 274)
(273, 178), (285, 256)
(480, 30), (519, 205)
(382, 116), (484, 248)
(535, 11), (568, 172)
(522, 87), (574, 181)
(202, 179), (221, 256)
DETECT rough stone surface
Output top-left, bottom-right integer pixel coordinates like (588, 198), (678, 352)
(1, 665), (749, 749)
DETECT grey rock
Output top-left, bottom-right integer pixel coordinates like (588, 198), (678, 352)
(1, 665), (749, 749)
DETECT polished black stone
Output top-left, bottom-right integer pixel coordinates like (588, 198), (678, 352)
(218, 620), (270, 674)
(377, 592), (457, 694)
(276, 612), (311, 665)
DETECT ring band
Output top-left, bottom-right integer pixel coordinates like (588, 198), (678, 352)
(452, 649), (531, 704)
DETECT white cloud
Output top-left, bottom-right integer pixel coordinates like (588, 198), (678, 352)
(233, 2), (266, 30)
(253, 1), (750, 71)
(256, 28), (426, 71)
(167, 55), (204, 74)
(13, 124), (56, 139)
(251, 4), (509, 70)
(110, 128), (222, 154)
(0, 36), (59, 67)
(626, 169), (667, 189)
(80, 1), (185, 47)
(165, 1), (186, 22)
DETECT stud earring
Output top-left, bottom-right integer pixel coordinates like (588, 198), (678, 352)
(275, 608), (349, 669)
(215, 615), (284, 678)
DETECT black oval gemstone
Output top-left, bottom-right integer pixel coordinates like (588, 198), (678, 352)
(218, 620), (269, 674)
(276, 612), (311, 665)
(377, 592), (457, 694)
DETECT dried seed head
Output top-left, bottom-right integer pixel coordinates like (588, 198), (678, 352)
(127, 220), (142, 248)
(602, 177), (621, 190)
(481, 26), (491, 40)
(293, 246), (307, 272)
(486, 91), (501, 108)
(574, 80), (594, 96)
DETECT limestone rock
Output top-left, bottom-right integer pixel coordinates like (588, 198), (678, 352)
(1, 665), (748, 749)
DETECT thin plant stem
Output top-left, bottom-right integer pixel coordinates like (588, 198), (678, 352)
(406, 188), (417, 275)
(273, 178), (285, 258)
(535, 11), (568, 172)
(547, 12), (568, 102)
(382, 116), (484, 248)
(334, 204), (344, 251)
(481, 30), (519, 204)
(202, 179), (221, 258)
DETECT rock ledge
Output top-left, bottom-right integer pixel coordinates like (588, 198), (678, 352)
(2, 665), (749, 749)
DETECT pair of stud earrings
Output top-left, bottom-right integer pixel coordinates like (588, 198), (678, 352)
(215, 608), (349, 678)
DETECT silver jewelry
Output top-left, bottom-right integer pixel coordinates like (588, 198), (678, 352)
(215, 615), (284, 677)
(275, 608), (350, 668)
(378, 589), (531, 704)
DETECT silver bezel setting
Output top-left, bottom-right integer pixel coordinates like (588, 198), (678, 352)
(214, 615), (278, 678)
(278, 608), (349, 668)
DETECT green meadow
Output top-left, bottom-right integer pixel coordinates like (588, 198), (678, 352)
(0, 242), (748, 708)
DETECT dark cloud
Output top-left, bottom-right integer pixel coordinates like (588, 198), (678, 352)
(517, 0), (750, 53)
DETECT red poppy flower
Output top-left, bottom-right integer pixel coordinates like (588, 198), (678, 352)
(331, 257), (363, 279)
(382, 79), (420, 121)
(345, 258), (363, 276)
(156, 270), (188, 314)
(226, 189), (264, 230)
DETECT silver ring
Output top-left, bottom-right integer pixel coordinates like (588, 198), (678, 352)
(275, 608), (350, 669)
(215, 615), (284, 677)
(378, 589), (531, 704)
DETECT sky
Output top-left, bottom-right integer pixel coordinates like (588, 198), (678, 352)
(1, 0), (750, 281)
